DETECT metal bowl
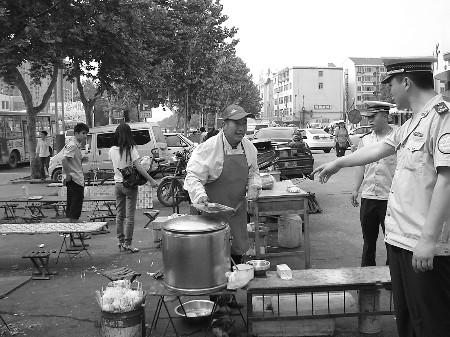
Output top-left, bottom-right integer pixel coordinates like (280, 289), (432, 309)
(174, 300), (216, 321)
(246, 260), (270, 271)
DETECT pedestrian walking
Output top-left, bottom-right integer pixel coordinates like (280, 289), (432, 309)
(334, 122), (351, 157)
(36, 130), (50, 179)
(313, 57), (450, 337)
(110, 123), (158, 253)
(62, 123), (89, 222)
(351, 101), (396, 266)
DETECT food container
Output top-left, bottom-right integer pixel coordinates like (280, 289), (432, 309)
(247, 260), (270, 277)
(174, 300), (217, 322)
(162, 215), (230, 294)
(260, 173), (275, 190)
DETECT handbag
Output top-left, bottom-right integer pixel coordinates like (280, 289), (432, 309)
(118, 164), (147, 188)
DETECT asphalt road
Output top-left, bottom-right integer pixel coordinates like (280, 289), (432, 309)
(0, 150), (397, 337)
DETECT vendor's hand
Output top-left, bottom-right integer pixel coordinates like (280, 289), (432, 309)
(247, 186), (261, 200)
(197, 195), (208, 205)
(412, 236), (436, 273)
(312, 161), (341, 184)
(351, 191), (359, 207)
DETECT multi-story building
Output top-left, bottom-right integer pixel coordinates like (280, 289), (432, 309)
(436, 51), (450, 94)
(343, 57), (387, 110)
(269, 65), (343, 126)
(257, 70), (274, 121)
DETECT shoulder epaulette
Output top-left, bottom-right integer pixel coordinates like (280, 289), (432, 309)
(434, 101), (449, 115)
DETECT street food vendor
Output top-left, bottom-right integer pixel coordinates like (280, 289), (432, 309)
(184, 104), (262, 265)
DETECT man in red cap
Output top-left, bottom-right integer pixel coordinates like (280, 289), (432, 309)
(313, 57), (450, 337)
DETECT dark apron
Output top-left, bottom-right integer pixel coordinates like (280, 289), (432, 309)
(205, 140), (249, 255)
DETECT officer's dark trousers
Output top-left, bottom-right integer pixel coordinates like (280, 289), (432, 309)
(387, 244), (450, 337)
(360, 198), (388, 266)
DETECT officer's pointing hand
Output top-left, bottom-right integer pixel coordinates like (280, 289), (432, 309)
(412, 237), (435, 273)
(312, 161), (341, 184)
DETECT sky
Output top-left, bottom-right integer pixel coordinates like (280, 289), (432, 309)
(221, 0), (450, 80)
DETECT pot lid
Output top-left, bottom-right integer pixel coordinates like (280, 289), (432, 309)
(163, 215), (228, 233)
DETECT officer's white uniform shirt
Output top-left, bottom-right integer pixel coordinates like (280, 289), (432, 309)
(384, 94), (450, 255)
(358, 129), (397, 200)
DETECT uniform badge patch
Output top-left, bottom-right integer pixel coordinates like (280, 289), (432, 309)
(435, 102), (449, 114)
(438, 133), (450, 154)
(413, 131), (423, 137)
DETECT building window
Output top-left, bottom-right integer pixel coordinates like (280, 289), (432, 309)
(289, 83), (292, 89)
(289, 95), (292, 102)
(357, 77), (362, 82)
(357, 96), (362, 101)
(318, 70), (323, 77)
(318, 82), (323, 89)
(365, 67), (372, 72)
(357, 86), (361, 91)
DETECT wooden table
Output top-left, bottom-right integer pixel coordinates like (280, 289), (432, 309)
(0, 196), (116, 220)
(0, 222), (107, 262)
(248, 180), (311, 268)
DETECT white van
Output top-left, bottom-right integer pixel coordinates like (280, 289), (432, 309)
(49, 122), (168, 182)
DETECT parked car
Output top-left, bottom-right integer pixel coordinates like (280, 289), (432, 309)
(253, 127), (298, 145)
(49, 122), (168, 182)
(164, 132), (196, 163)
(348, 126), (372, 149)
(252, 127), (314, 180)
(297, 128), (334, 153)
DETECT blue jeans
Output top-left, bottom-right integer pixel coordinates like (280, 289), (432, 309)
(115, 183), (138, 245)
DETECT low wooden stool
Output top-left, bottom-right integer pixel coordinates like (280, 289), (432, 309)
(22, 250), (57, 280)
(101, 267), (141, 283)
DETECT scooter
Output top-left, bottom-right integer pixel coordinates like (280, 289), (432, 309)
(156, 149), (190, 207)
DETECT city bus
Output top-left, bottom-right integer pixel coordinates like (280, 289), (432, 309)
(0, 110), (56, 168)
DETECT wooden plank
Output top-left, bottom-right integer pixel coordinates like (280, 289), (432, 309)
(247, 267), (391, 292)
(0, 276), (31, 299)
(251, 319), (335, 337)
(0, 222), (107, 234)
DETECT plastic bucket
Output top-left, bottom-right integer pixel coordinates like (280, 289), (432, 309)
(358, 289), (381, 334)
(277, 215), (303, 248)
(101, 306), (145, 337)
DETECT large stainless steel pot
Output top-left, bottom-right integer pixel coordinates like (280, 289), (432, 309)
(161, 215), (230, 294)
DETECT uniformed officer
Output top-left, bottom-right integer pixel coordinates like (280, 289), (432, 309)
(351, 101), (396, 267)
(313, 57), (450, 337)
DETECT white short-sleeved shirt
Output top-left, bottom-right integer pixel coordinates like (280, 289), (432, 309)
(109, 146), (139, 183)
(384, 94), (450, 255)
(36, 138), (50, 157)
(358, 129), (397, 200)
(62, 138), (84, 186)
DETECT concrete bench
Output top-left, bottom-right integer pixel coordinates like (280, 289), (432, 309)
(246, 266), (393, 336)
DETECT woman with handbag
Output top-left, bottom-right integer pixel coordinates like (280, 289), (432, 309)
(109, 123), (158, 252)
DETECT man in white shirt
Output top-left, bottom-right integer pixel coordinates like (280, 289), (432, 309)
(313, 57), (450, 337)
(351, 101), (396, 266)
(36, 130), (50, 178)
(184, 104), (262, 265)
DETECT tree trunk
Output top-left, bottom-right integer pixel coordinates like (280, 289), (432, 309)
(10, 65), (58, 177)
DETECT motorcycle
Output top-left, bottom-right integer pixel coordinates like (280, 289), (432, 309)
(156, 149), (190, 207)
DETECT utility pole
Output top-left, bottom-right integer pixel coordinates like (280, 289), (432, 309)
(59, 68), (65, 133)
